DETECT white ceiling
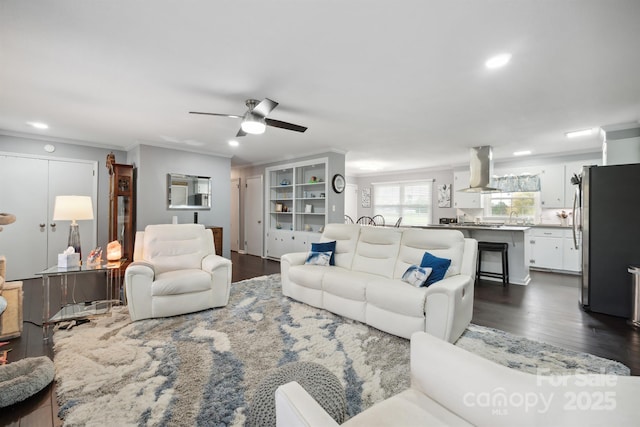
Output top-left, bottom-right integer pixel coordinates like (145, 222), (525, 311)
(1, 1), (639, 175)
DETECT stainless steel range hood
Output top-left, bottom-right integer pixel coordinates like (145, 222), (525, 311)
(458, 146), (500, 193)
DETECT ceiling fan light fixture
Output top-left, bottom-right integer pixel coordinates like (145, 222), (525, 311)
(241, 112), (266, 135)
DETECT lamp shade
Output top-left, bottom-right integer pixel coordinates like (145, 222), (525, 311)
(241, 112), (266, 135)
(53, 195), (94, 222)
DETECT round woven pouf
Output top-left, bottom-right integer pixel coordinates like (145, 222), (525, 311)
(248, 361), (346, 427)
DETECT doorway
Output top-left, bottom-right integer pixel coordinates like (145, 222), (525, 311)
(244, 175), (263, 257)
(345, 183), (358, 222)
(230, 178), (240, 252)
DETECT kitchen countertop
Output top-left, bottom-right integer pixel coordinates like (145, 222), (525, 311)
(421, 224), (530, 231)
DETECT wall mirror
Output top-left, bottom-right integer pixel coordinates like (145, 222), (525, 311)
(167, 173), (211, 209)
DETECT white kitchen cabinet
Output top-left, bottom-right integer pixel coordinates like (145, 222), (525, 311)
(528, 228), (563, 270)
(453, 171), (481, 208)
(527, 227), (582, 272)
(563, 229), (582, 272)
(539, 164), (565, 208)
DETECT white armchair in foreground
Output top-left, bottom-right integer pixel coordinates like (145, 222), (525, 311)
(124, 224), (231, 321)
(276, 331), (640, 427)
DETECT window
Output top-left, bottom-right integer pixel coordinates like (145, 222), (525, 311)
(483, 192), (539, 220)
(372, 180), (433, 226)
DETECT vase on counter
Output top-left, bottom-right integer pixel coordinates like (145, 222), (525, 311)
(561, 218), (569, 227)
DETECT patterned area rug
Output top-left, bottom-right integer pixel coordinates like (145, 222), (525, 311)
(53, 274), (629, 426)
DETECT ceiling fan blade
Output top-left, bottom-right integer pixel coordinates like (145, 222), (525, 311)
(265, 118), (308, 133)
(236, 127), (247, 137)
(189, 111), (243, 119)
(252, 98), (279, 118)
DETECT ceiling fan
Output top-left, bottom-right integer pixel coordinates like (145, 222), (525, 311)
(189, 98), (307, 137)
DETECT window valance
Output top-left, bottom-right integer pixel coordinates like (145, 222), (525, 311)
(491, 173), (541, 192)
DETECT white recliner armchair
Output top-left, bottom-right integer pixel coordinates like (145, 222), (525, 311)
(124, 224), (231, 321)
(276, 332), (640, 427)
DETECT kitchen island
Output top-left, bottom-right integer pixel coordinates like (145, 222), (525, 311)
(421, 224), (531, 285)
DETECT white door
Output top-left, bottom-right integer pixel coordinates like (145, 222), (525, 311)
(244, 175), (263, 257)
(48, 160), (97, 264)
(345, 183), (358, 222)
(0, 155), (97, 280)
(0, 155), (49, 280)
(230, 178), (240, 252)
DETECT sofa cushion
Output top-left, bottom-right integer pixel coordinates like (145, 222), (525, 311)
(342, 388), (472, 427)
(311, 241), (336, 265)
(152, 269), (212, 296)
(366, 279), (427, 317)
(142, 224), (214, 275)
(351, 227), (402, 278)
(323, 269), (378, 301)
(288, 265), (328, 290)
(420, 252), (452, 286)
(319, 224), (361, 269)
(394, 229), (464, 280)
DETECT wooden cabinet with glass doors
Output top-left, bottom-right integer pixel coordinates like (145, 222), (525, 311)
(108, 163), (135, 273)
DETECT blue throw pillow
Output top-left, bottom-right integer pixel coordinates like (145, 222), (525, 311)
(401, 265), (433, 287)
(420, 252), (451, 286)
(304, 251), (332, 266)
(311, 241), (336, 265)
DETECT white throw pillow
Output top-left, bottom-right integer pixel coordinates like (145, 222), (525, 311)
(401, 265), (433, 287)
(304, 251), (332, 266)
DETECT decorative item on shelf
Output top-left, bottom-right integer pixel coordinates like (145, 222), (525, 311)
(106, 240), (122, 261)
(106, 151), (116, 175)
(280, 179), (290, 186)
(282, 204), (288, 213)
(305, 224), (312, 231)
(86, 247), (103, 267)
(52, 195), (94, 261)
(276, 223), (282, 229)
(310, 193), (316, 198)
(318, 226), (324, 233)
(275, 203), (283, 212)
(320, 192), (325, 198)
(305, 204), (313, 213)
(310, 176), (317, 183)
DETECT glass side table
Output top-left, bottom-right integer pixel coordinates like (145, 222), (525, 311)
(36, 260), (124, 340)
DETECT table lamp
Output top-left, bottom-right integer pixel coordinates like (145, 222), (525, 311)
(52, 195), (94, 261)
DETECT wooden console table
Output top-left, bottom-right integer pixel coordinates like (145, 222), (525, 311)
(206, 226), (223, 256)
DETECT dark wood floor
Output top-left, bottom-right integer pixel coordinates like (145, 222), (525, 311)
(1, 254), (638, 426)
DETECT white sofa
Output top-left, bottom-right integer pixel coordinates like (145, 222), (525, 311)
(124, 224), (231, 321)
(276, 331), (640, 427)
(280, 224), (477, 342)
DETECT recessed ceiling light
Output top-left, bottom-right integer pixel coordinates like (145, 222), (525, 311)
(513, 150), (531, 156)
(485, 53), (512, 69)
(565, 128), (595, 138)
(27, 121), (49, 129)
(228, 140), (239, 147)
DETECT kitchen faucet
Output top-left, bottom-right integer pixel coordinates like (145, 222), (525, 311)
(509, 211), (518, 224)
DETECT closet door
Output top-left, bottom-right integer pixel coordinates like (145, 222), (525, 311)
(0, 155), (49, 280)
(48, 160), (97, 266)
(0, 155), (97, 280)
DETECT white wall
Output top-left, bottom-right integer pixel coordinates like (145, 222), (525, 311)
(130, 144), (232, 258)
(349, 168), (456, 224)
(350, 151), (602, 225)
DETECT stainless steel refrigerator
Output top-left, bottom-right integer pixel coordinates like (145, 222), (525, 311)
(573, 163), (640, 318)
